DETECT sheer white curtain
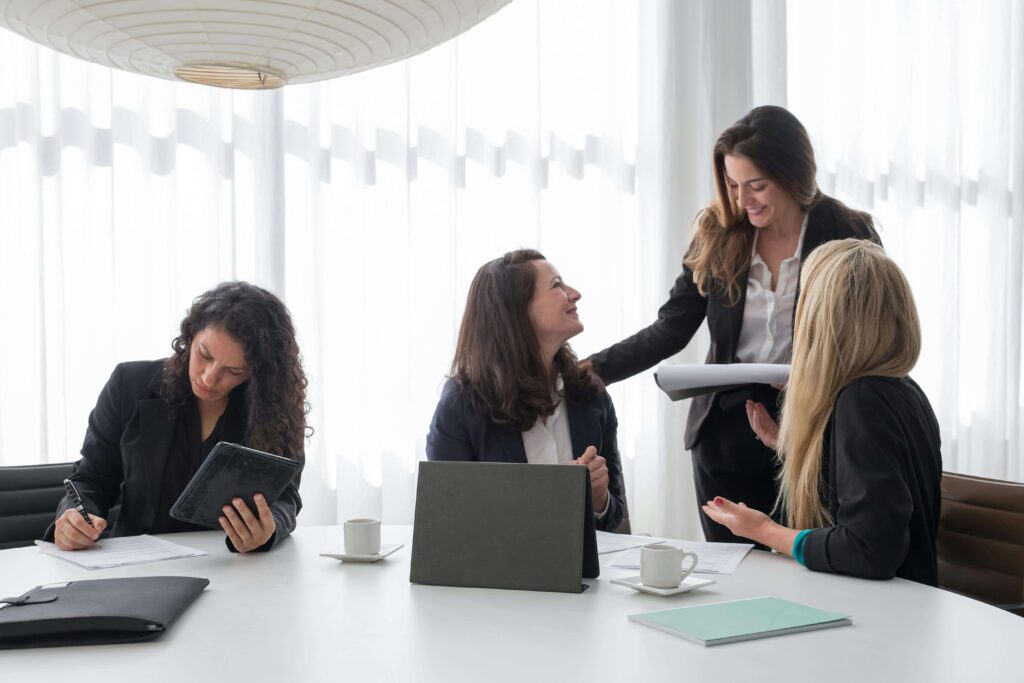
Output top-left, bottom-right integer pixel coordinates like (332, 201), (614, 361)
(281, 1), (643, 526)
(0, 2), (661, 528)
(788, 0), (1024, 482)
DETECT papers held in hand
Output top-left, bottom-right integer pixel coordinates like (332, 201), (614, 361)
(654, 363), (791, 401)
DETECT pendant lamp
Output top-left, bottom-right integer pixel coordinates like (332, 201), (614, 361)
(0, 0), (511, 89)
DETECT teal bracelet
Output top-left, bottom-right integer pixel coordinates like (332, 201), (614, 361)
(792, 529), (812, 567)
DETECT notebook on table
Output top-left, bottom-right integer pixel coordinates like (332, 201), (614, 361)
(629, 596), (852, 646)
(410, 461), (599, 594)
(170, 441), (301, 528)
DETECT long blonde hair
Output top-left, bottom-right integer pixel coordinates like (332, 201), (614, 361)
(776, 239), (921, 529)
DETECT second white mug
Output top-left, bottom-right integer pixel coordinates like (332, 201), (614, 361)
(344, 518), (381, 555)
(640, 543), (699, 589)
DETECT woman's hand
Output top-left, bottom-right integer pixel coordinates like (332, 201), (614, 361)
(54, 509), (108, 550)
(701, 496), (799, 556)
(746, 400), (780, 449)
(220, 494), (276, 553)
(701, 496), (772, 540)
(576, 446), (609, 513)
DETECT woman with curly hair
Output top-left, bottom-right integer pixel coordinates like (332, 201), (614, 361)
(427, 249), (628, 532)
(47, 281), (309, 553)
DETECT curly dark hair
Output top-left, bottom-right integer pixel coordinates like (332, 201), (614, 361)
(162, 281), (310, 459)
(451, 249), (603, 431)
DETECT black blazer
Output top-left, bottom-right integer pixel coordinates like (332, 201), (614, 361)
(426, 379), (627, 533)
(589, 197), (880, 449)
(44, 360), (303, 550)
(802, 376), (942, 586)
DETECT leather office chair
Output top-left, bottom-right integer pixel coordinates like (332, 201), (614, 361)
(937, 471), (1024, 616)
(0, 462), (75, 550)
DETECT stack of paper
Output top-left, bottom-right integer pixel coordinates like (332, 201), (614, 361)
(595, 531), (665, 555)
(654, 363), (790, 401)
(611, 540), (753, 575)
(35, 535), (207, 569)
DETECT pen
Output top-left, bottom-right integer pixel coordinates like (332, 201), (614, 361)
(63, 478), (96, 529)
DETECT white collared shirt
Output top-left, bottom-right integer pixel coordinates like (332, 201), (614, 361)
(522, 378), (575, 465)
(521, 377), (609, 518)
(735, 214), (809, 364)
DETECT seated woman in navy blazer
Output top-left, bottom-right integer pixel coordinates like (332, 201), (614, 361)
(703, 239), (942, 585)
(427, 249), (627, 532)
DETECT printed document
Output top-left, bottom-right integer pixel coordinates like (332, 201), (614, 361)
(596, 531), (665, 555)
(35, 535), (207, 569)
(611, 539), (753, 575)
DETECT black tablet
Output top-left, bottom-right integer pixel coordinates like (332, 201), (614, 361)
(169, 442), (301, 529)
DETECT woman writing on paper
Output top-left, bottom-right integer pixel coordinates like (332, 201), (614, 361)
(47, 282), (309, 554)
(426, 249), (628, 532)
(588, 106), (878, 543)
(703, 240), (942, 585)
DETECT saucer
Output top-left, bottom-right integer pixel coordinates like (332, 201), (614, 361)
(610, 574), (716, 596)
(319, 543), (404, 563)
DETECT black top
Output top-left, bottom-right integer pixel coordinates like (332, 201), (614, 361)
(802, 376), (942, 586)
(589, 197), (880, 449)
(44, 359), (303, 551)
(426, 379), (628, 533)
(152, 394), (245, 534)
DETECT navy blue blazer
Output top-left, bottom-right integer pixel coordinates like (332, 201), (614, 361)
(426, 379), (628, 533)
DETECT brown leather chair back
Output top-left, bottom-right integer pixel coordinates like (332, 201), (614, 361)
(937, 471), (1024, 616)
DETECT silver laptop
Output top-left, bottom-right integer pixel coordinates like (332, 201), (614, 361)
(410, 461), (599, 594)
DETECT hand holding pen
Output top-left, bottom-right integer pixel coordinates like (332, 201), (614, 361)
(53, 479), (108, 551)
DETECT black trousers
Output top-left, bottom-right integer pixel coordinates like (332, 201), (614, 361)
(691, 385), (781, 545)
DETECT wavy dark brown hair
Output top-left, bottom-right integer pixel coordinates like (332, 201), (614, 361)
(684, 105), (874, 305)
(451, 249), (603, 431)
(162, 281), (310, 459)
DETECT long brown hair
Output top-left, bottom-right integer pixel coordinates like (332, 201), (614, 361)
(776, 240), (921, 528)
(451, 249), (603, 431)
(684, 105), (873, 304)
(163, 281), (310, 459)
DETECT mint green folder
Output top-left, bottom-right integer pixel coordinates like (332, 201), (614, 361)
(628, 596), (851, 646)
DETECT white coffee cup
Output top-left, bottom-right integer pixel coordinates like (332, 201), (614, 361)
(640, 543), (699, 589)
(344, 518), (381, 555)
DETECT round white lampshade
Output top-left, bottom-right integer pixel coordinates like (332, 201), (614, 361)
(0, 0), (512, 89)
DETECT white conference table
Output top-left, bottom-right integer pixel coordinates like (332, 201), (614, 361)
(2, 526), (1022, 682)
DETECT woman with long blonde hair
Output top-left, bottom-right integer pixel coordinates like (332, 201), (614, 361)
(588, 106), (878, 544)
(702, 240), (942, 585)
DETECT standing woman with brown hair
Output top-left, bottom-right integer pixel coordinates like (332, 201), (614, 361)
(589, 105), (879, 543)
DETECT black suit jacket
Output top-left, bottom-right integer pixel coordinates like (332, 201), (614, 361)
(426, 379), (627, 533)
(589, 197), (880, 449)
(44, 360), (303, 550)
(802, 376), (942, 585)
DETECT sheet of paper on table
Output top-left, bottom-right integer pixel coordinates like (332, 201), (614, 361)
(595, 531), (665, 554)
(35, 535), (207, 569)
(611, 539), (754, 575)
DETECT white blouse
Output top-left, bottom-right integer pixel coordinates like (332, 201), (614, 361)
(521, 377), (609, 518)
(734, 214), (809, 364)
